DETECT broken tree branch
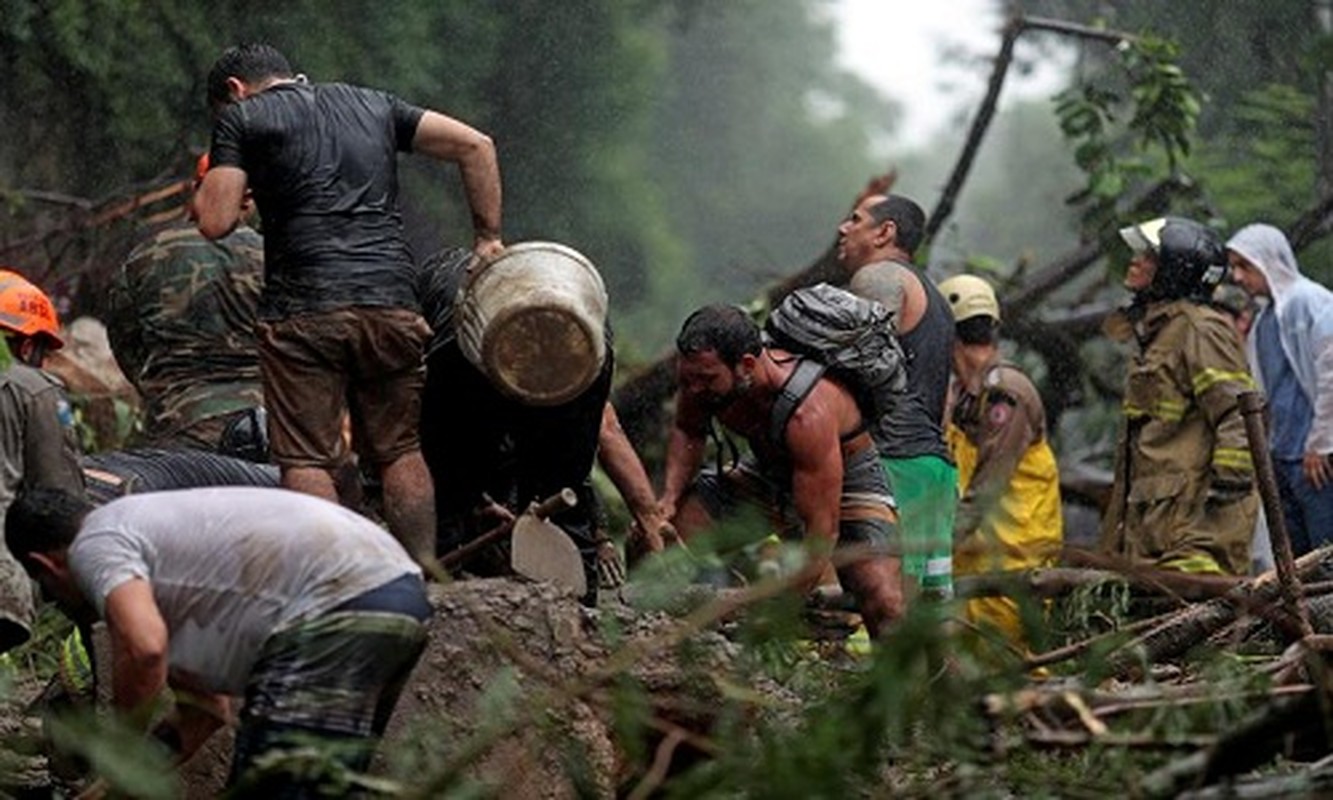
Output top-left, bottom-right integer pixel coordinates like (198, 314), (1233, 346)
(923, 14), (1139, 248)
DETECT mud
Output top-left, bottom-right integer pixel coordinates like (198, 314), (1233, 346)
(7, 577), (796, 798)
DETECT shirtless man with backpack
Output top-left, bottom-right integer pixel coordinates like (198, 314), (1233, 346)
(659, 305), (905, 636)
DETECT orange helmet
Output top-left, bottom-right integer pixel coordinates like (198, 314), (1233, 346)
(0, 270), (63, 349)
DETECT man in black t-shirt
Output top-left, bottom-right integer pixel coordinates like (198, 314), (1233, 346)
(194, 43), (504, 564)
(417, 248), (672, 597)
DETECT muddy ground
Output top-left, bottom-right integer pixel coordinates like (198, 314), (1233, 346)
(4, 577), (794, 799)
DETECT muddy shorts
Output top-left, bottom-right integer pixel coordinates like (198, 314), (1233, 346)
(229, 573), (430, 793)
(690, 447), (900, 554)
(258, 307), (430, 468)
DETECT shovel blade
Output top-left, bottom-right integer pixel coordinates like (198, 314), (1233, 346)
(511, 515), (587, 597)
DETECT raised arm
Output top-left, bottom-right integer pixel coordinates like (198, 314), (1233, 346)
(192, 167), (248, 240)
(412, 110), (503, 259)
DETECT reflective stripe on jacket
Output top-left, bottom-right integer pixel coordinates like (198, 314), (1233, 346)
(1099, 300), (1259, 575)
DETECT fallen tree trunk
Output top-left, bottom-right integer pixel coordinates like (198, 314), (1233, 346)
(1103, 547), (1333, 681)
(1140, 691), (1326, 798)
(955, 567), (1243, 604)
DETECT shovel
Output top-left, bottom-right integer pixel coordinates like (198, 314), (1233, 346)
(440, 487), (587, 596)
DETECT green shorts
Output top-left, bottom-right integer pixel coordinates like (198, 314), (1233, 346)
(882, 454), (957, 597)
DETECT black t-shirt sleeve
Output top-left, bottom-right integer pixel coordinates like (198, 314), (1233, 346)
(209, 106), (247, 170)
(391, 94), (427, 153)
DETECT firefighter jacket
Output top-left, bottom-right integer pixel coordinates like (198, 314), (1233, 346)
(947, 358), (1063, 643)
(1099, 299), (1259, 575)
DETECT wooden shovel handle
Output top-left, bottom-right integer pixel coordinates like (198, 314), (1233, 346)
(439, 488), (578, 570)
(529, 487), (578, 520)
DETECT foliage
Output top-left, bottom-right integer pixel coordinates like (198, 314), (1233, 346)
(43, 710), (177, 799)
(1054, 34), (1201, 231)
(1195, 83), (1315, 230)
(923, 99), (1085, 270)
(5, 603), (73, 684)
(0, 0), (890, 356)
(1014, 0), (1333, 281)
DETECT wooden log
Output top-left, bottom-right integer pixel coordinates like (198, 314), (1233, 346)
(1240, 391), (1314, 638)
(1103, 547), (1333, 681)
(1140, 692), (1324, 798)
(1178, 754), (1333, 799)
(955, 567), (1243, 603)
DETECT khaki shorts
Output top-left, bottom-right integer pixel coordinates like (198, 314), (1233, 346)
(258, 307), (430, 468)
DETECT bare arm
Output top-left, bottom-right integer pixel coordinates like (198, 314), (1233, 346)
(660, 396), (710, 524)
(192, 167), (248, 240)
(784, 389), (845, 594)
(412, 110), (503, 258)
(103, 579), (169, 723)
(597, 404), (672, 550)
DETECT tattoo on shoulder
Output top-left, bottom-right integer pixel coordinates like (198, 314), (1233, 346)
(850, 266), (908, 311)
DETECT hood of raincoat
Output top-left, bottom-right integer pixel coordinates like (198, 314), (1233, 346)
(1226, 223), (1303, 311)
(1226, 223), (1333, 455)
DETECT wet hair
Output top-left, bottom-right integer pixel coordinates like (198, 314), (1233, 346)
(956, 316), (999, 346)
(207, 43), (294, 110)
(867, 195), (927, 255)
(676, 305), (761, 367)
(5, 488), (94, 571)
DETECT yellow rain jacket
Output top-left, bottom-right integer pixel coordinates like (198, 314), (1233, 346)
(1099, 300), (1259, 575)
(948, 360), (1063, 643)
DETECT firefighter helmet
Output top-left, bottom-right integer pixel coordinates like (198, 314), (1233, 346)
(1119, 216), (1228, 301)
(0, 270), (63, 349)
(938, 274), (1001, 323)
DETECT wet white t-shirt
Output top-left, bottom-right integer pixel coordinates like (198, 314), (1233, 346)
(70, 486), (419, 695)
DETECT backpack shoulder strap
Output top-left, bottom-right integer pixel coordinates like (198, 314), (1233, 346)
(770, 358), (826, 450)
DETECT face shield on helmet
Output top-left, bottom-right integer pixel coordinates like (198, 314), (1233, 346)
(938, 274), (1001, 323)
(1118, 217), (1227, 302)
(0, 270), (63, 351)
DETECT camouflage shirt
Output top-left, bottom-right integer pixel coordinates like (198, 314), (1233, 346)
(107, 220), (265, 448)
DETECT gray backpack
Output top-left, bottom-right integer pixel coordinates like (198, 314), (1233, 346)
(764, 283), (908, 449)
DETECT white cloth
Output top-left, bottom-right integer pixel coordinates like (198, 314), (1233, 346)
(1226, 224), (1333, 455)
(70, 486), (419, 695)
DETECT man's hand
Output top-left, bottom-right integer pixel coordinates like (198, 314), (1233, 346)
(1305, 450), (1332, 490)
(473, 235), (505, 261)
(630, 512), (679, 554)
(154, 688), (231, 764)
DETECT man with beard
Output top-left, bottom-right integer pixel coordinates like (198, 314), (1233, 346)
(658, 305), (904, 636)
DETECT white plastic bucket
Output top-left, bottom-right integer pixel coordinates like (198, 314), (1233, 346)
(455, 241), (608, 406)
